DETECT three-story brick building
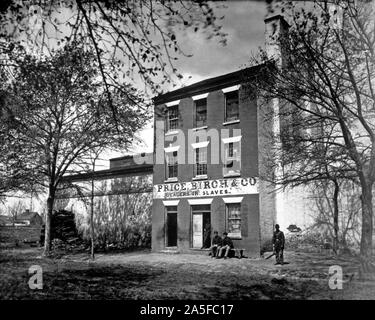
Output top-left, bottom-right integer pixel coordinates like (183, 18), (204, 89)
(152, 64), (273, 257)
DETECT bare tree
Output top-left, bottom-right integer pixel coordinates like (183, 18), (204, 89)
(7, 200), (26, 226)
(309, 178), (362, 252)
(0, 1), (227, 100)
(310, 178), (344, 254)
(2, 43), (149, 255)
(0, 70), (39, 198)
(252, 0), (375, 267)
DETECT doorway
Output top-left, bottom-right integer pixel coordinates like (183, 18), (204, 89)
(166, 206), (177, 247)
(191, 205), (211, 249)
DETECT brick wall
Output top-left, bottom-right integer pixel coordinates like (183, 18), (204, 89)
(257, 97), (277, 246)
(152, 83), (262, 256)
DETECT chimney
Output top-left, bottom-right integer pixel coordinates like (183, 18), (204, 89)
(264, 14), (289, 66)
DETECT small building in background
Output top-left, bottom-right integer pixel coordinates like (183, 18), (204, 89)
(14, 210), (43, 226)
(0, 210), (43, 245)
(0, 210), (43, 226)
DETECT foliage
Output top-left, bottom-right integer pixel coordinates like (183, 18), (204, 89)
(5, 43), (148, 188)
(2, 43), (149, 255)
(76, 192), (152, 250)
(0, 71), (38, 197)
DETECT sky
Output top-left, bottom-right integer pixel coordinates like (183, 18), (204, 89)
(172, 0), (267, 85)
(112, 0), (269, 165)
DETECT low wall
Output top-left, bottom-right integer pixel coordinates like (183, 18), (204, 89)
(0, 225), (41, 244)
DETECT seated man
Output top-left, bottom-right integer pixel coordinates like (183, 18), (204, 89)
(209, 231), (222, 258)
(216, 232), (234, 259)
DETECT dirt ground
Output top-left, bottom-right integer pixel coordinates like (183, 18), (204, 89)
(0, 247), (374, 300)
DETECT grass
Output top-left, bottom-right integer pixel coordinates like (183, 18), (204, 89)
(0, 247), (374, 300)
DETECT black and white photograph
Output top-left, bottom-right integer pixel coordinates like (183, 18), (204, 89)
(0, 0), (375, 307)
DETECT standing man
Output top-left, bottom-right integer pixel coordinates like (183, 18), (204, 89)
(272, 224), (285, 265)
(209, 231), (222, 257)
(217, 232), (234, 259)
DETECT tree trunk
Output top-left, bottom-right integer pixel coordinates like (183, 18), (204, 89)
(90, 174), (95, 260)
(332, 179), (339, 255)
(357, 181), (375, 279)
(43, 187), (55, 256)
(360, 184), (373, 259)
(90, 159), (96, 260)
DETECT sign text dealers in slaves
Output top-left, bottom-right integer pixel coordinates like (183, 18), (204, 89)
(153, 177), (258, 199)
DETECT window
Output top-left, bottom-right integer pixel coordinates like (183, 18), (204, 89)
(167, 105), (178, 131)
(223, 141), (241, 176)
(194, 98), (207, 128)
(225, 91), (239, 122)
(194, 147), (207, 177)
(226, 203), (241, 238)
(166, 150), (178, 180)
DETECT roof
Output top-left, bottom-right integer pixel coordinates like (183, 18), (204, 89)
(109, 154), (134, 162)
(110, 152), (153, 169)
(16, 211), (41, 221)
(153, 64), (265, 105)
(62, 163), (153, 183)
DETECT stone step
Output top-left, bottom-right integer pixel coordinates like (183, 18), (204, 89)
(160, 247), (180, 254)
(189, 248), (211, 255)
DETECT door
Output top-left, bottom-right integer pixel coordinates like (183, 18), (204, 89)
(202, 212), (211, 248)
(167, 211), (177, 247)
(192, 213), (203, 248)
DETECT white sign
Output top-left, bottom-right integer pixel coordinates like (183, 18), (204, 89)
(153, 177), (258, 199)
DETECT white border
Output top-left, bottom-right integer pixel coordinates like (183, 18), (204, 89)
(192, 93), (209, 101)
(222, 197), (244, 204)
(191, 141), (210, 149)
(162, 200), (180, 206)
(222, 135), (242, 144)
(165, 100), (180, 107)
(222, 85), (240, 93)
(187, 198), (213, 205)
(164, 145), (180, 153)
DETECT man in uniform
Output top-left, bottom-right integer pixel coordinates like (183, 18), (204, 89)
(272, 224), (285, 265)
(209, 230), (222, 257)
(217, 232), (234, 259)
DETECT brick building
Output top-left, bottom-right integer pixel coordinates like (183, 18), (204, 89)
(149, 15), (311, 257)
(152, 67), (266, 257)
